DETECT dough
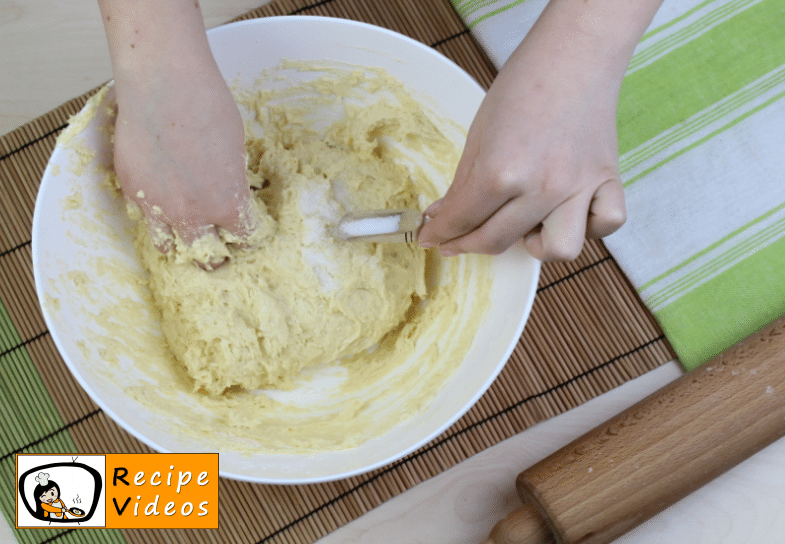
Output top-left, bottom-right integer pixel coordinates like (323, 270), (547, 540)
(135, 65), (447, 395)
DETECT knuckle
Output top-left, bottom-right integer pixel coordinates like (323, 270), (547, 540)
(590, 210), (626, 238)
(590, 187), (627, 237)
(603, 209), (627, 232)
(483, 162), (526, 196)
(598, 165), (622, 183)
(609, 204), (627, 227)
(486, 170), (515, 194)
(542, 236), (584, 262)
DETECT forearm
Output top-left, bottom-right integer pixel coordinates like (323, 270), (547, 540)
(97, 0), (215, 92)
(508, 0), (664, 90)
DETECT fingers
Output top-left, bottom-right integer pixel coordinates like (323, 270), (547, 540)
(523, 194), (590, 261)
(587, 178), (626, 238)
(178, 224), (229, 271)
(134, 185), (258, 270)
(145, 215), (175, 254)
(135, 203), (231, 270)
(436, 193), (590, 261)
(435, 196), (535, 256)
(215, 191), (261, 248)
(418, 120), (504, 245)
(418, 163), (525, 248)
(430, 179), (625, 262)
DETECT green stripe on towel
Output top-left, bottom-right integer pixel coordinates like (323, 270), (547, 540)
(613, 0), (785, 367)
(629, 0), (759, 73)
(468, 0), (528, 29)
(655, 234), (785, 369)
(451, 0), (529, 29)
(617, 0), (785, 155)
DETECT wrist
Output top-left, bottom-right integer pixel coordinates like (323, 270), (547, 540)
(523, 0), (664, 81)
(99, 0), (216, 92)
(112, 45), (220, 107)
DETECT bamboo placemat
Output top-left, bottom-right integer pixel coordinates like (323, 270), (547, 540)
(0, 0), (676, 543)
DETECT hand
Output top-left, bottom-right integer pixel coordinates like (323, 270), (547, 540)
(99, 0), (258, 269)
(416, 0), (667, 261)
(113, 59), (256, 269)
(418, 38), (626, 261)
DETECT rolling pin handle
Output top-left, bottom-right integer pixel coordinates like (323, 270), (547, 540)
(481, 503), (555, 544)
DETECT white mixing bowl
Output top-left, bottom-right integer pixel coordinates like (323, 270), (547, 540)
(32, 16), (540, 483)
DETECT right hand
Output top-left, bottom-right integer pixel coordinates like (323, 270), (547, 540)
(417, 25), (626, 261)
(417, 0), (665, 261)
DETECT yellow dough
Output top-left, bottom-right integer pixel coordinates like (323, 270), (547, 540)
(135, 64), (451, 395)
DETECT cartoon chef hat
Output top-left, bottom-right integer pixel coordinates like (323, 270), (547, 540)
(34, 472), (50, 486)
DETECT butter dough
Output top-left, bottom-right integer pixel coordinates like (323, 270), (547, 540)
(135, 64), (448, 395)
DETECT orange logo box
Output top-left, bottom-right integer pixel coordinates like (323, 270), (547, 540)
(105, 453), (218, 529)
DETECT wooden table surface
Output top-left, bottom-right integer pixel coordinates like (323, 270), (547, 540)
(3, 1), (785, 542)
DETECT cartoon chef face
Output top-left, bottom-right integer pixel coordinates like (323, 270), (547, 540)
(40, 487), (59, 504)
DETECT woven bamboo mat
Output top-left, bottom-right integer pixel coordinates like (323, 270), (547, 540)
(0, 0), (677, 543)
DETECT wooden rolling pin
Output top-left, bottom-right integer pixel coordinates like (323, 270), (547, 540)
(483, 314), (785, 544)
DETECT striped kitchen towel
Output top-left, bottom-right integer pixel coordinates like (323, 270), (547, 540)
(452, 0), (785, 370)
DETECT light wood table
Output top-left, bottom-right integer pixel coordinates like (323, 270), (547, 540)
(0, 0), (261, 136)
(3, 2), (785, 542)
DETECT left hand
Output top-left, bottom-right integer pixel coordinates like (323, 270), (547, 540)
(112, 55), (257, 269)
